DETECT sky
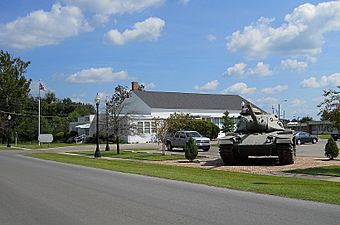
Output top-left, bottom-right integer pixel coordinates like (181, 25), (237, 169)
(1, 0), (340, 120)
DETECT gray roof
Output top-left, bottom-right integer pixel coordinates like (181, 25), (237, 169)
(133, 91), (262, 111)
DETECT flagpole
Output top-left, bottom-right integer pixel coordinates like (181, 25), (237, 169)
(38, 81), (41, 146)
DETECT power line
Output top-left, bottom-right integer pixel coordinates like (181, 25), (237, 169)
(0, 109), (70, 119)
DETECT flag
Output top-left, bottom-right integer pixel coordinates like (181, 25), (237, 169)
(39, 82), (45, 91)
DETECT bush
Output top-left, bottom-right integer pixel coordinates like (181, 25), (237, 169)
(185, 137), (198, 162)
(188, 120), (220, 139)
(325, 137), (339, 160)
(55, 132), (65, 142)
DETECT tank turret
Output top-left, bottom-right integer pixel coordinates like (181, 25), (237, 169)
(236, 102), (284, 133)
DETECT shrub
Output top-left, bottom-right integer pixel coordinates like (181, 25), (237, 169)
(55, 132), (65, 142)
(188, 120), (220, 139)
(325, 137), (339, 160)
(185, 137), (198, 162)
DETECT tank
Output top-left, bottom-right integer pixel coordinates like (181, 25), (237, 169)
(219, 102), (296, 165)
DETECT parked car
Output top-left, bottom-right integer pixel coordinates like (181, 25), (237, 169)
(166, 131), (211, 151)
(294, 131), (318, 145)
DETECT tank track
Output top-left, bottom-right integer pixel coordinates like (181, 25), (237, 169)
(219, 144), (235, 164)
(277, 143), (296, 165)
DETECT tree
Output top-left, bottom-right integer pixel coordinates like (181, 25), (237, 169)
(300, 116), (313, 123)
(153, 117), (168, 155)
(188, 120), (220, 139)
(0, 50), (31, 141)
(106, 85), (134, 154)
(165, 113), (192, 135)
(221, 111), (235, 133)
(318, 87), (340, 130)
(185, 137), (198, 162)
(325, 137), (339, 160)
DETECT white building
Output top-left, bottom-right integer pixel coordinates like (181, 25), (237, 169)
(70, 82), (262, 143)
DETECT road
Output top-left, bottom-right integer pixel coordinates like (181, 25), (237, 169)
(0, 152), (339, 225)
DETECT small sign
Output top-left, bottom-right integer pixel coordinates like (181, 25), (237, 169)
(39, 134), (53, 143)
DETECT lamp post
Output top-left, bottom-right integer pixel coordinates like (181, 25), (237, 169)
(105, 96), (110, 151)
(7, 114), (11, 148)
(94, 93), (101, 158)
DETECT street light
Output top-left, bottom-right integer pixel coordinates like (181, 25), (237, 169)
(94, 93), (101, 158)
(105, 96), (110, 151)
(7, 114), (11, 148)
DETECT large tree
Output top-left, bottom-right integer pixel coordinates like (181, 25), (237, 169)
(0, 50), (31, 113)
(318, 87), (340, 130)
(0, 50), (31, 142)
(106, 85), (134, 154)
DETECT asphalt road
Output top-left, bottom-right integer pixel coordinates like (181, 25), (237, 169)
(1, 152), (339, 225)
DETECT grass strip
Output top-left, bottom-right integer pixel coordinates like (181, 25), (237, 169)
(29, 153), (340, 205)
(75, 150), (185, 161)
(287, 166), (340, 177)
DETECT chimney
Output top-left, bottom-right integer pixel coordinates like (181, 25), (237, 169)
(131, 81), (139, 91)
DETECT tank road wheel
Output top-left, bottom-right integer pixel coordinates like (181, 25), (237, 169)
(219, 144), (235, 164)
(277, 143), (295, 165)
(234, 153), (248, 161)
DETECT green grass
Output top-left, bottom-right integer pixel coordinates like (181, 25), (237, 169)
(0, 145), (19, 150)
(28, 153), (340, 205)
(14, 142), (92, 149)
(120, 147), (160, 151)
(287, 166), (340, 177)
(318, 134), (331, 139)
(75, 150), (185, 161)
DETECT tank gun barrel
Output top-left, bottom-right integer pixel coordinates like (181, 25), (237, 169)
(246, 103), (258, 124)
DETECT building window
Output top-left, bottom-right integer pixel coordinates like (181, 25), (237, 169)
(151, 122), (156, 133)
(137, 122), (143, 134)
(144, 122), (150, 134)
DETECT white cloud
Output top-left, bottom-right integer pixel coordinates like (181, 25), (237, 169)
(255, 97), (278, 105)
(141, 82), (156, 89)
(300, 73), (340, 88)
(281, 59), (308, 71)
(249, 62), (273, 76)
(221, 82), (256, 95)
(66, 67), (128, 83)
(225, 63), (247, 77)
(0, 4), (91, 50)
(261, 85), (288, 94)
(179, 0), (190, 5)
(206, 34), (217, 41)
(194, 80), (219, 91)
(105, 17), (165, 45)
(291, 99), (306, 107)
(227, 1), (340, 60)
(63, 0), (164, 16)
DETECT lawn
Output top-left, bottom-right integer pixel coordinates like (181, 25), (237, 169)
(287, 166), (340, 177)
(75, 150), (185, 161)
(0, 145), (19, 150)
(317, 134), (331, 139)
(14, 142), (93, 149)
(28, 153), (340, 205)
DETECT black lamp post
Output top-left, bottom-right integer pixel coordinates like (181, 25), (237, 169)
(105, 96), (110, 151)
(94, 93), (101, 158)
(7, 114), (11, 148)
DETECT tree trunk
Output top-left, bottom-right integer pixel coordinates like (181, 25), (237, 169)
(116, 136), (120, 154)
(161, 142), (166, 156)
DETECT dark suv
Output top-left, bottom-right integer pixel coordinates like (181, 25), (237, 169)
(294, 131), (318, 145)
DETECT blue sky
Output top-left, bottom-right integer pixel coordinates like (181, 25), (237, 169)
(1, 0), (340, 120)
